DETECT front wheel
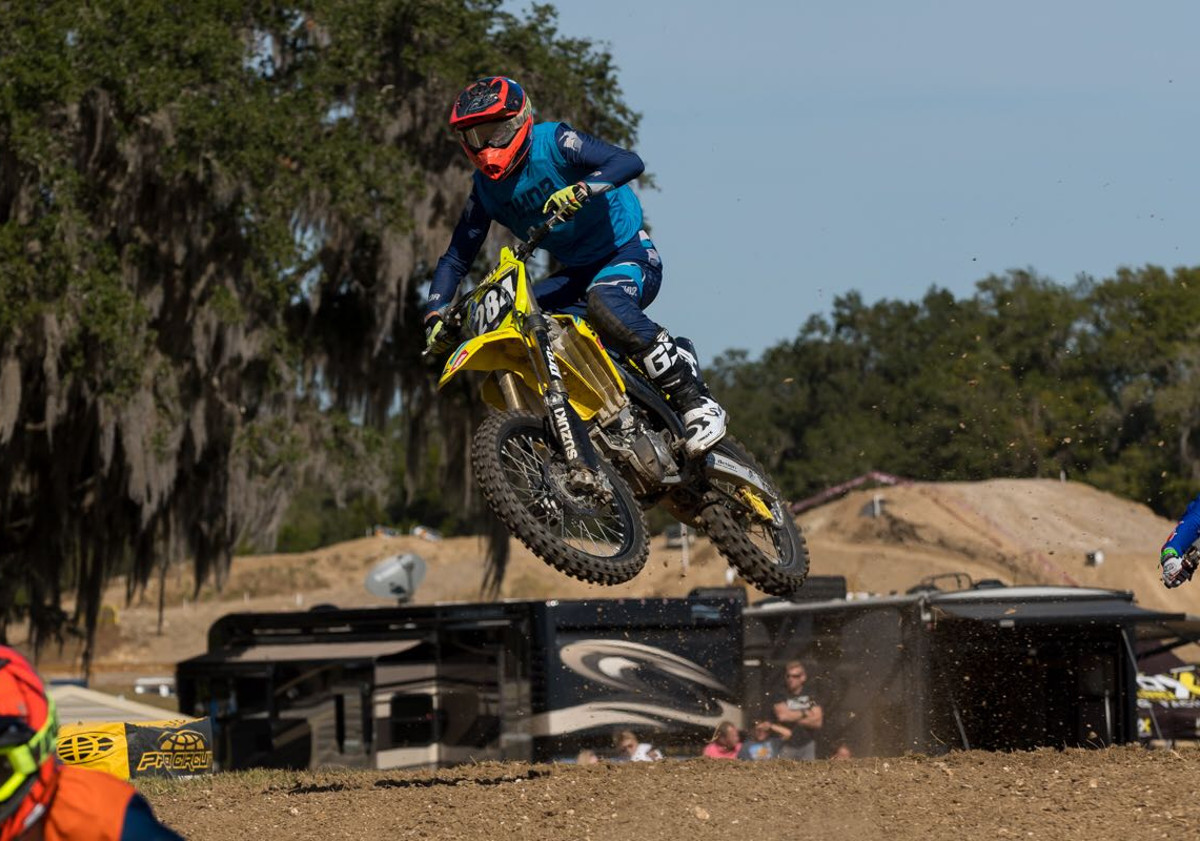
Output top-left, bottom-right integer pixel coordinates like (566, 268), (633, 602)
(472, 411), (649, 585)
(698, 438), (809, 597)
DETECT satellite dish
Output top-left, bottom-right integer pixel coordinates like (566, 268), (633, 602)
(365, 553), (427, 603)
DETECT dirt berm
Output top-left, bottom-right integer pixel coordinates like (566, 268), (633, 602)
(72, 477), (1197, 678)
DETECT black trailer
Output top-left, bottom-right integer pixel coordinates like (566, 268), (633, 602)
(176, 597), (743, 770)
(742, 585), (1184, 759)
(177, 581), (1185, 770)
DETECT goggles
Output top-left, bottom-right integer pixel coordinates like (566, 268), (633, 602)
(0, 696), (56, 805)
(457, 102), (530, 152)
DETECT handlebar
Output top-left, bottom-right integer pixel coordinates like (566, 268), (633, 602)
(1185, 546), (1200, 572)
(514, 205), (573, 261)
(422, 207), (574, 359)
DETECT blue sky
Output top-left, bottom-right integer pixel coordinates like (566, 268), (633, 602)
(521, 1), (1200, 360)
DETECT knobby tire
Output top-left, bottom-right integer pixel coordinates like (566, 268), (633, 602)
(698, 437), (809, 598)
(472, 410), (649, 585)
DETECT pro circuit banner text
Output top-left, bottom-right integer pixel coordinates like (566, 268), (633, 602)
(58, 718), (214, 779)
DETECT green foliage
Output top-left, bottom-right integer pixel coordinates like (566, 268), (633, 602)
(274, 415), (470, 552)
(709, 266), (1200, 518)
(0, 0), (638, 664)
(275, 484), (386, 553)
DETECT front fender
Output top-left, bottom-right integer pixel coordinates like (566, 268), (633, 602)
(438, 327), (611, 422)
(438, 328), (530, 390)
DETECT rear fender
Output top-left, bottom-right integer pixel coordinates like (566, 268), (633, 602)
(704, 451), (775, 501)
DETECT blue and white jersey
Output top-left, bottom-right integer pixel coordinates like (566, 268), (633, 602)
(427, 122), (645, 315)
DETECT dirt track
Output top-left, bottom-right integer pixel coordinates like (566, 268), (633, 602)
(144, 747), (1198, 841)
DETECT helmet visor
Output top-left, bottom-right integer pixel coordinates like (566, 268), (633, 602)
(458, 106), (528, 152)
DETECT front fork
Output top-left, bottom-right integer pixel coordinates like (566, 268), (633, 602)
(523, 310), (601, 473)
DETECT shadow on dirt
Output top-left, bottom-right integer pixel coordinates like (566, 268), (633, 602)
(286, 767), (552, 795)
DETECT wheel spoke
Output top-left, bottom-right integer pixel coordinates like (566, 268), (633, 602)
(474, 412), (648, 586)
(497, 424), (632, 559)
(712, 481), (787, 565)
(561, 507), (627, 557)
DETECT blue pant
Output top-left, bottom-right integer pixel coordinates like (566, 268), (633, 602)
(534, 230), (663, 354)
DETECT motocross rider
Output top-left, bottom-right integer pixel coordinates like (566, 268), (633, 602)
(1159, 494), (1200, 588)
(423, 76), (728, 457)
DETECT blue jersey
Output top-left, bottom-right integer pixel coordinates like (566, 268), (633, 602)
(427, 122), (645, 315)
(1163, 493), (1200, 557)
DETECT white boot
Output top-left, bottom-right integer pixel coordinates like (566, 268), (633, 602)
(639, 330), (728, 456)
(681, 397), (728, 457)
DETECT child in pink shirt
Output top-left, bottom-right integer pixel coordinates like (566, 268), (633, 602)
(702, 721), (742, 759)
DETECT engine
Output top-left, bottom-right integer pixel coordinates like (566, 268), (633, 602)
(596, 409), (679, 494)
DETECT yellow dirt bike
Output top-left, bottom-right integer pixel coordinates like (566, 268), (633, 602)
(426, 210), (809, 596)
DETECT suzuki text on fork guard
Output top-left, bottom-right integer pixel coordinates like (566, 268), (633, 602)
(429, 210), (809, 595)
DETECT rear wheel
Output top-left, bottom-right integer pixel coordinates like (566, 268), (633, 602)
(698, 437), (809, 597)
(472, 411), (649, 585)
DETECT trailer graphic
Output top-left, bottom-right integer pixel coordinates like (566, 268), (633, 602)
(520, 638), (742, 738)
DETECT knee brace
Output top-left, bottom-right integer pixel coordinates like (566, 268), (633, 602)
(585, 284), (660, 356)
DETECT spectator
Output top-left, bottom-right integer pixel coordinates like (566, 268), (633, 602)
(702, 721), (742, 759)
(0, 645), (185, 840)
(612, 729), (662, 762)
(772, 659), (824, 760)
(737, 720), (792, 761)
(830, 743), (853, 760)
(575, 748), (599, 765)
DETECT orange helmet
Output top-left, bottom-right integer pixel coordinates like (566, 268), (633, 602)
(0, 647), (59, 841)
(449, 77), (533, 180)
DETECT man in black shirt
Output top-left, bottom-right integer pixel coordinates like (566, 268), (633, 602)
(772, 659), (824, 760)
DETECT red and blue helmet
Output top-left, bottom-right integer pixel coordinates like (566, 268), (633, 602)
(449, 77), (533, 180)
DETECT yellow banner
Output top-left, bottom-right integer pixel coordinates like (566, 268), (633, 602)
(56, 722), (131, 780)
(57, 718), (214, 779)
